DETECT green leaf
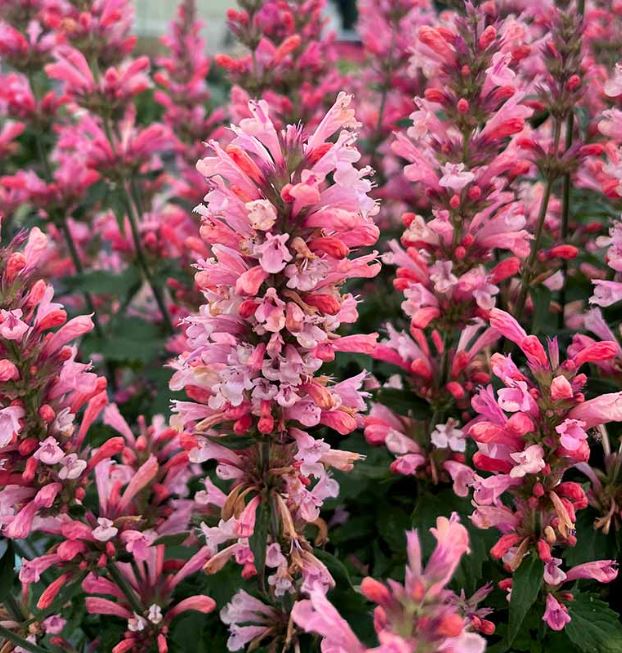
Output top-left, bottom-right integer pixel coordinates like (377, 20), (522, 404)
(169, 612), (217, 653)
(107, 187), (128, 234)
(507, 554), (544, 647)
(378, 505), (412, 553)
(64, 267), (140, 296)
(249, 499), (270, 585)
(564, 510), (617, 567)
(374, 387), (430, 418)
(0, 540), (15, 601)
(93, 316), (163, 364)
(531, 286), (552, 335)
(313, 549), (355, 589)
(565, 592), (622, 653)
(153, 532), (190, 547)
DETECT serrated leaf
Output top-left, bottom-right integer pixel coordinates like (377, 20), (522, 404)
(507, 554), (543, 647)
(565, 592), (622, 653)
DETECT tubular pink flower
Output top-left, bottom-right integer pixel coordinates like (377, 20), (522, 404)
(543, 594), (571, 631)
(569, 392), (622, 428)
(565, 560), (619, 583)
(166, 595), (216, 620)
(85, 597), (133, 619)
(291, 587), (365, 653)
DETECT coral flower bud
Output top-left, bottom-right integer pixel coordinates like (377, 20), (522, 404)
(481, 620), (495, 635)
(550, 245), (578, 259)
(402, 212), (416, 227)
(566, 74), (581, 91)
(5, 253), (26, 282)
(37, 573), (71, 609)
(424, 88), (446, 104)
(39, 404), (56, 423)
(274, 35), (301, 63)
(0, 359), (19, 381)
(214, 54), (237, 71)
(437, 613), (465, 638)
(467, 185), (482, 201)
(360, 577), (391, 604)
(491, 534), (522, 559)
(479, 25), (497, 49)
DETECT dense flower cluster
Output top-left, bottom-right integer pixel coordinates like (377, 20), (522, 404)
(466, 308), (620, 629)
(218, 0), (343, 126)
(169, 93), (380, 650)
(0, 227), (112, 540)
(365, 4), (534, 487)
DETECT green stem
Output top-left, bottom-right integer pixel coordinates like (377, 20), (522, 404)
(368, 19), (399, 180)
(101, 117), (173, 333)
(513, 120), (562, 321)
(56, 219), (105, 339)
(0, 625), (52, 653)
(257, 439), (272, 596)
(31, 139), (105, 343)
(513, 178), (554, 321)
(558, 132), (573, 328)
(106, 563), (143, 615)
(558, 0), (586, 327)
(121, 181), (174, 333)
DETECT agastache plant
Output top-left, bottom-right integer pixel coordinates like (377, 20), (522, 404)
(0, 226), (112, 542)
(367, 3), (533, 487)
(218, 0), (343, 126)
(467, 308), (619, 631)
(170, 92), (380, 649)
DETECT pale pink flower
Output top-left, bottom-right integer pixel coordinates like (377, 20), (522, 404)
(92, 517), (118, 542)
(33, 437), (65, 465)
(438, 162), (475, 191)
(543, 594), (571, 631)
(509, 445), (546, 478)
(0, 405), (24, 446)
